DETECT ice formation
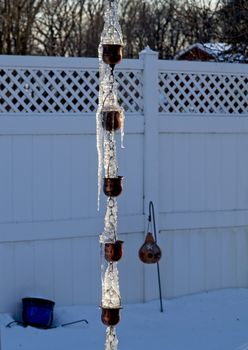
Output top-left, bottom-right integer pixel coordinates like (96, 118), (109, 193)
(102, 263), (121, 308)
(105, 326), (119, 350)
(97, 0), (124, 349)
(96, 0), (124, 211)
(101, 0), (123, 46)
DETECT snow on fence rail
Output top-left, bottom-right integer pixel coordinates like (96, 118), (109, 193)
(0, 51), (248, 313)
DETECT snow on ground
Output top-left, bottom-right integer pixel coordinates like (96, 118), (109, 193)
(1, 288), (248, 350)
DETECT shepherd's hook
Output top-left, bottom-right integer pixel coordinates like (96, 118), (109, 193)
(148, 201), (164, 312)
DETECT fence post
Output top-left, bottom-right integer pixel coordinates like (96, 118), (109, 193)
(139, 47), (160, 301)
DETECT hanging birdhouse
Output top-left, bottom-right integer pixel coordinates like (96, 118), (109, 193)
(102, 44), (122, 66)
(105, 240), (123, 262)
(103, 176), (123, 197)
(101, 307), (121, 326)
(139, 232), (162, 264)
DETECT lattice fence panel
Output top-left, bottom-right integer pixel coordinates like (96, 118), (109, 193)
(0, 68), (143, 114)
(159, 72), (248, 114)
(116, 70), (143, 113)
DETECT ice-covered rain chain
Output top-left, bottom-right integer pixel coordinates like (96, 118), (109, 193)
(97, 0), (124, 349)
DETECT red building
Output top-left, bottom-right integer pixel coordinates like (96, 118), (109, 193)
(174, 43), (231, 62)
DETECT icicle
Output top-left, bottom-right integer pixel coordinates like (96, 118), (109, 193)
(120, 109), (125, 149)
(97, 41), (104, 211)
(97, 108), (104, 211)
(105, 326), (118, 350)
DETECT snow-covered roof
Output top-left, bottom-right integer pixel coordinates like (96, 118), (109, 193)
(174, 42), (247, 62)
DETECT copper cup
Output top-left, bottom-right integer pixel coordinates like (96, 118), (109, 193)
(101, 307), (121, 326)
(102, 44), (122, 65)
(105, 240), (123, 262)
(103, 176), (123, 197)
(102, 110), (122, 131)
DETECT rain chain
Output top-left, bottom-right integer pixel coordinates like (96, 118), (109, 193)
(96, 0), (124, 349)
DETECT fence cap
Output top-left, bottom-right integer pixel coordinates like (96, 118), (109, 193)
(139, 46), (158, 58)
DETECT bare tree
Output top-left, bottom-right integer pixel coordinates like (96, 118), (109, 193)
(179, 0), (221, 45)
(148, 0), (181, 59)
(120, 0), (150, 58)
(120, 0), (181, 59)
(33, 0), (80, 56)
(0, 0), (247, 61)
(32, 0), (104, 57)
(0, 0), (44, 54)
(218, 0), (248, 60)
(82, 0), (104, 57)
(120, 0), (220, 59)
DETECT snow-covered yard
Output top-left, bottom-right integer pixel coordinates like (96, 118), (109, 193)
(1, 288), (248, 350)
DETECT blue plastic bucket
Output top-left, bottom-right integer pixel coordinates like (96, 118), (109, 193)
(22, 297), (55, 328)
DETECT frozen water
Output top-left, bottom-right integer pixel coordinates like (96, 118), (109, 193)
(104, 197), (118, 240)
(105, 326), (119, 350)
(96, 0), (124, 210)
(104, 133), (118, 178)
(102, 0), (123, 46)
(102, 263), (121, 309)
(97, 0), (124, 349)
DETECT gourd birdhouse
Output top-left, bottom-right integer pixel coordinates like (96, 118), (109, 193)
(139, 232), (162, 264)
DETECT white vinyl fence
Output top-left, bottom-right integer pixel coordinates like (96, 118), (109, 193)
(0, 49), (248, 315)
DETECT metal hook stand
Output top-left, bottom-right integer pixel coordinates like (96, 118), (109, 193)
(148, 201), (164, 313)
